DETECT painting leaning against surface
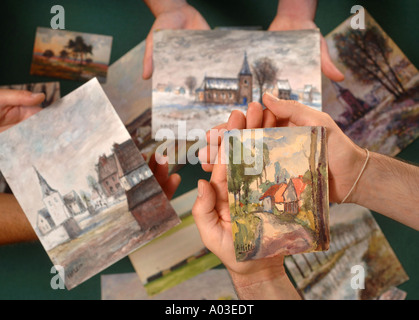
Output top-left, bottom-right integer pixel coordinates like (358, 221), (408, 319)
(225, 127), (329, 262)
(152, 29), (322, 139)
(30, 27), (112, 83)
(322, 10), (419, 156)
(0, 78), (180, 290)
(284, 204), (409, 300)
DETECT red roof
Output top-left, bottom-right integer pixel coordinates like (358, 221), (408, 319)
(259, 183), (287, 203)
(290, 177), (307, 199)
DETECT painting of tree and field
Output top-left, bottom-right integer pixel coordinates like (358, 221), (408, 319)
(322, 10), (419, 157)
(226, 127), (330, 262)
(30, 27), (112, 83)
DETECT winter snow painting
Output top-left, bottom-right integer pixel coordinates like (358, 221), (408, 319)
(152, 29), (322, 138)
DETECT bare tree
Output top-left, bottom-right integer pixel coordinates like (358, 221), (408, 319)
(252, 57), (278, 103)
(185, 76), (197, 95)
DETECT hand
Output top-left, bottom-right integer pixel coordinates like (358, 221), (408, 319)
(199, 93), (366, 204)
(147, 153), (181, 200)
(0, 89), (45, 133)
(192, 101), (300, 299)
(142, 3), (210, 80)
(268, 14), (344, 82)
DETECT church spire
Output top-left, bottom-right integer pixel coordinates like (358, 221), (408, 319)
(238, 51), (252, 76)
(34, 167), (57, 198)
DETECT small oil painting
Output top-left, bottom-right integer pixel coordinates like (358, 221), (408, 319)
(30, 27), (112, 83)
(0, 78), (180, 290)
(285, 204), (409, 300)
(129, 188), (221, 296)
(322, 10), (419, 156)
(225, 127), (329, 262)
(152, 29), (322, 138)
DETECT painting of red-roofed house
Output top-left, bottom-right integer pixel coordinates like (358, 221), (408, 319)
(226, 127), (330, 262)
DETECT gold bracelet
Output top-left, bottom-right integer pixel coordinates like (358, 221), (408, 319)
(340, 148), (370, 204)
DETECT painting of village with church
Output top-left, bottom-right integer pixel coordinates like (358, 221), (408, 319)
(0, 79), (179, 290)
(225, 127), (330, 262)
(152, 29), (322, 138)
(322, 10), (419, 156)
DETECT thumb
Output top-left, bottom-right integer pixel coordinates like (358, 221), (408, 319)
(192, 179), (218, 231)
(320, 37), (344, 82)
(0, 89), (45, 107)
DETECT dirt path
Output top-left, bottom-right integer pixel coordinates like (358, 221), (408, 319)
(250, 212), (315, 260)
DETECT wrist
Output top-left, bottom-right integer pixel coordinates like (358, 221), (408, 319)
(144, 0), (188, 17)
(276, 0), (317, 22)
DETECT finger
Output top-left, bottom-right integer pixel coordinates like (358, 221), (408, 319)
(152, 160), (170, 187)
(246, 102), (264, 129)
(227, 110), (246, 131)
(262, 92), (322, 127)
(141, 153), (147, 161)
(147, 153), (158, 176)
(192, 179), (219, 231)
(161, 173), (181, 200)
(262, 108), (277, 128)
(142, 33), (154, 80)
(320, 37), (344, 82)
(206, 123), (227, 146)
(0, 90), (45, 107)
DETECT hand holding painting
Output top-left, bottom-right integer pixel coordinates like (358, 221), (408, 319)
(268, 0), (344, 82)
(142, 0), (210, 80)
(142, 0), (344, 82)
(0, 89), (45, 133)
(192, 92), (419, 299)
(0, 88), (181, 245)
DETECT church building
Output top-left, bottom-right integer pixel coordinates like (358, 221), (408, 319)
(195, 52), (253, 105)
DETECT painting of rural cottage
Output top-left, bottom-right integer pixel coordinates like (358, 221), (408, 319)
(0, 78), (179, 290)
(225, 127), (329, 262)
(322, 10), (419, 156)
(152, 29), (322, 138)
(30, 27), (112, 83)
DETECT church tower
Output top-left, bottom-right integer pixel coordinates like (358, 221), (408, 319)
(34, 167), (81, 239)
(238, 51), (253, 104)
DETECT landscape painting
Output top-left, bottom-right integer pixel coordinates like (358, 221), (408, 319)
(225, 127), (329, 262)
(0, 78), (180, 289)
(322, 10), (419, 156)
(129, 188), (221, 296)
(101, 41), (193, 174)
(152, 29), (322, 138)
(101, 269), (237, 300)
(285, 204), (409, 300)
(30, 27), (112, 83)
(0, 81), (60, 108)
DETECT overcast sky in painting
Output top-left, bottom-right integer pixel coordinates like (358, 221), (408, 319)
(153, 29), (321, 92)
(0, 79), (130, 225)
(33, 27), (113, 64)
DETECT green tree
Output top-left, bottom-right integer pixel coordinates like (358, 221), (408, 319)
(66, 36), (93, 65)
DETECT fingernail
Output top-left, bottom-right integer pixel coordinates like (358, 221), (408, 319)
(31, 92), (44, 98)
(198, 180), (204, 198)
(264, 91), (279, 101)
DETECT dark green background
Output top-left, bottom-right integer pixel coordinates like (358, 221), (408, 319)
(0, 0), (417, 300)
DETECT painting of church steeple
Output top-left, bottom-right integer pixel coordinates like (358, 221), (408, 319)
(238, 51), (253, 104)
(34, 167), (81, 239)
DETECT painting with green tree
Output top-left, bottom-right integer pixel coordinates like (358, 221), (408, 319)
(225, 127), (330, 261)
